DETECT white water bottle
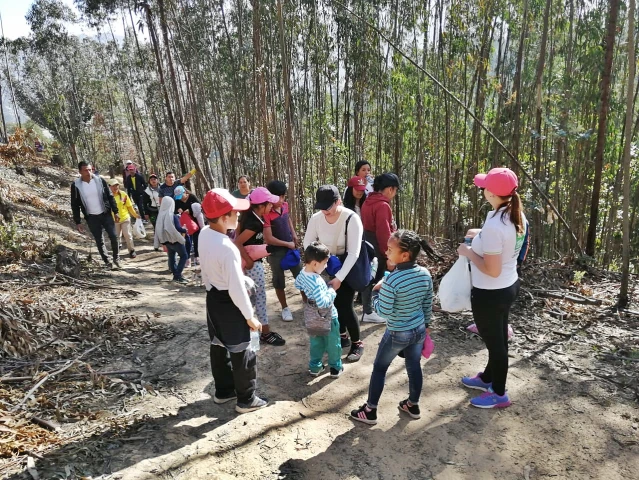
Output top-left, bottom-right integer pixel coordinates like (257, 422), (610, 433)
(249, 330), (261, 352)
(370, 257), (379, 280)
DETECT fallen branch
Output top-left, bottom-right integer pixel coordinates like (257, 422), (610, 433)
(596, 353), (639, 363)
(0, 376), (33, 383)
(31, 416), (60, 432)
(533, 289), (603, 305)
(10, 344), (100, 412)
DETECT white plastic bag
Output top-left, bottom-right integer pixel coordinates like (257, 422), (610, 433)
(439, 257), (472, 312)
(132, 217), (146, 239)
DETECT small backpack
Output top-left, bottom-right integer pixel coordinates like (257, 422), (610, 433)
(303, 299), (332, 336)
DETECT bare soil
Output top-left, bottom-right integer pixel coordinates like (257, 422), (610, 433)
(1, 164), (638, 480)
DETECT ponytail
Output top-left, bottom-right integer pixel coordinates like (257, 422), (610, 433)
(391, 230), (443, 262)
(497, 192), (524, 234)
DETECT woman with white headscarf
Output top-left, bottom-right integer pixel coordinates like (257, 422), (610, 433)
(154, 197), (189, 284)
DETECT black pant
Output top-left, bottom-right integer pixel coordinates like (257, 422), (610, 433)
(86, 213), (119, 264)
(471, 280), (520, 396)
(361, 255), (387, 315)
(209, 345), (256, 404)
(132, 194), (145, 217)
(334, 280), (360, 343)
(192, 229), (200, 257)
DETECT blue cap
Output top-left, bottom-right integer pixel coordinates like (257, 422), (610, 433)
(174, 186), (185, 200)
(280, 249), (301, 270)
(326, 255), (342, 276)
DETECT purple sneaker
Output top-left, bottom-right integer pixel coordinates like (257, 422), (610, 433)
(461, 373), (492, 392)
(470, 388), (511, 409)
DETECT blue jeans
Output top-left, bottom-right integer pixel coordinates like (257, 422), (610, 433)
(166, 242), (188, 280)
(367, 325), (426, 408)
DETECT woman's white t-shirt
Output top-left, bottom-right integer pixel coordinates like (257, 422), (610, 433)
(470, 208), (527, 290)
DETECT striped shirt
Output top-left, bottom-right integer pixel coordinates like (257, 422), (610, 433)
(373, 262), (433, 331)
(294, 269), (338, 318)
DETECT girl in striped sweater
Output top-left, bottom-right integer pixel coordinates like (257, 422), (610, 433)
(351, 230), (433, 425)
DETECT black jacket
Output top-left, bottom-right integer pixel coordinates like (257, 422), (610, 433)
(124, 172), (147, 198)
(71, 175), (118, 225)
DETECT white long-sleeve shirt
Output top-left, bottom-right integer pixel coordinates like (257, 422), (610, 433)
(199, 226), (254, 319)
(303, 207), (363, 282)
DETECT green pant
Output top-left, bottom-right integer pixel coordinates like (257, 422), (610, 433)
(309, 316), (342, 372)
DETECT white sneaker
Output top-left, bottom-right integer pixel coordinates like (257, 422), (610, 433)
(281, 307), (294, 322)
(362, 312), (386, 323)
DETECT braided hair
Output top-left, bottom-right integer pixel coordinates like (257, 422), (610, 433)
(390, 229), (442, 262)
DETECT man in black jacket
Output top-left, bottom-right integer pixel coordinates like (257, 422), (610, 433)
(71, 161), (121, 269)
(124, 163), (147, 219)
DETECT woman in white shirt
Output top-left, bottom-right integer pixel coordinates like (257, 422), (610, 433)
(456, 168), (527, 409)
(304, 185), (365, 362)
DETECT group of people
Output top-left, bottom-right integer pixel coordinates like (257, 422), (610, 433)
(71, 158), (527, 418)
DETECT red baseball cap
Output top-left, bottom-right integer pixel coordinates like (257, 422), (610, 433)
(474, 168), (518, 197)
(201, 188), (250, 218)
(348, 176), (367, 191)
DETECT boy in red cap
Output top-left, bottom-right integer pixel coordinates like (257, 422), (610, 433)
(199, 188), (268, 413)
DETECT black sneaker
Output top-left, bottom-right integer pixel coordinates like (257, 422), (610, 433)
(213, 393), (237, 404)
(174, 277), (189, 285)
(350, 404), (377, 425)
(309, 365), (326, 377)
(329, 366), (344, 378)
(398, 399), (421, 419)
(340, 335), (351, 349)
(346, 342), (364, 362)
(104, 261), (113, 270)
(235, 396), (268, 414)
(261, 331), (286, 346)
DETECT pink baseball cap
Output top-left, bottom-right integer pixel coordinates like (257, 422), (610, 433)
(248, 186), (279, 204)
(474, 168), (518, 196)
(201, 188), (249, 218)
(348, 176), (367, 191)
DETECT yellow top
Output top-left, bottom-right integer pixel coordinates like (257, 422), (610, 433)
(112, 191), (138, 222)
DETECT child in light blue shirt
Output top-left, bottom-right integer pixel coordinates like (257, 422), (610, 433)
(294, 242), (344, 377)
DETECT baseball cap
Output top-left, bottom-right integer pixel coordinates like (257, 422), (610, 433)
(266, 180), (287, 196)
(474, 167), (518, 196)
(373, 173), (400, 191)
(108, 178), (119, 186)
(125, 160), (133, 165)
(201, 188), (250, 218)
(314, 185), (340, 210)
(174, 186), (186, 200)
(248, 186), (279, 204)
(348, 176), (367, 191)
(148, 173), (158, 180)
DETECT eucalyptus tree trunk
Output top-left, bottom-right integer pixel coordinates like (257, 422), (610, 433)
(586, 0), (620, 257)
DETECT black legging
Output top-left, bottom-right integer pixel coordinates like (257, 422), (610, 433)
(471, 280), (520, 396)
(334, 280), (360, 343)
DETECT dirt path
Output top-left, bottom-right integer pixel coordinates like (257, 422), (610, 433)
(16, 231), (632, 480)
(2, 165), (638, 479)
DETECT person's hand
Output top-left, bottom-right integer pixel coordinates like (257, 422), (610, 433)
(145, 214), (150, 220)
(426, 327), (432, 335)
(457, 243), (473, 258)
(244, 258), (254, 270)
(328, 278), (342, 290)
(246, 317), (262, 332)
(292, 232), (299, 245)
(115, 214), (120, 223)
(373, 279), (384, 291)
(287, 241), (296, 250)
(76, 224), (85, 234)
(178, 208), (183, 214)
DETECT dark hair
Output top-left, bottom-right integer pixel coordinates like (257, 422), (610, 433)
(494, 192), (524, 234)
(343, 186), (367, 211)
(238, 175), (249, 182)
(354, 160), (371, 176)
(78, 161), (90, 171)
(266, 180), (287, 196)
(165, 171), (175, 177)
(304, 241), (330, 263)
(207, 212), (233, 224)
(390, 229), (436, 262)
(238, 201), (269, 231)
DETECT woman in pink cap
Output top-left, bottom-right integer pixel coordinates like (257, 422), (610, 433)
(456, 167), (527, 409)
(235, 187), (286, 346)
